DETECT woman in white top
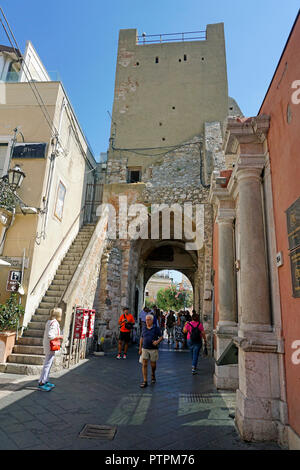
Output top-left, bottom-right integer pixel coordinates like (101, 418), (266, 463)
(38, 307), (63, 392)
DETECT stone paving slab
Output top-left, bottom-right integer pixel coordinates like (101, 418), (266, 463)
(0, 341), (282, 450)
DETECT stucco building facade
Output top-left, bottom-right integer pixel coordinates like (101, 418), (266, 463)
(210, 12), (300, 449)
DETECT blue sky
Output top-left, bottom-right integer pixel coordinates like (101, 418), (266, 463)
(0, 0), (299, 159)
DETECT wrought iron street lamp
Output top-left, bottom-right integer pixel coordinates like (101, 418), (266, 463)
(6, 165), (26, 191)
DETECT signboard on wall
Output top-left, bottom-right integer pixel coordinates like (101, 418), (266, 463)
(290, 247), (300, 298)
(286, 197), (300, 298)
(286, 197), (300, 251)
(6, 270), (22, 292)
(12, 143), (47, 159)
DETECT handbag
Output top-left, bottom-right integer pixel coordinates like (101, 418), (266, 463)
(50, 338), (61, 351)
(120, 313), (133, 330)
(49, 320), (61, 351)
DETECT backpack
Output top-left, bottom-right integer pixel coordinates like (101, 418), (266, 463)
(188, 322), (202, 343)
(166, 313), (174, 327)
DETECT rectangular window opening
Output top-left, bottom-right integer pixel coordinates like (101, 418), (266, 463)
(127, 168), (142, 183)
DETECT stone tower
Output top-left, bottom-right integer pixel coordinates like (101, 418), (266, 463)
(97, 24), (242, 346)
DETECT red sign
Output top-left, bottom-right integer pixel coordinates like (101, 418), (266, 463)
(74, 308), (89, 339)
(87, 309), (96, 338)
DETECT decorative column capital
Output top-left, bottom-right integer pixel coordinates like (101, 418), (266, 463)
(217, 208), (236, 225)
(223, 115), (270, 155)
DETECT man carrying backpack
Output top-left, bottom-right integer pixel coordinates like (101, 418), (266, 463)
(183, 312), (207, 374)
(117, 307), (135, 359)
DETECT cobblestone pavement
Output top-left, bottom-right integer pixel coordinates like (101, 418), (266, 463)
(0, 340), (282, 450)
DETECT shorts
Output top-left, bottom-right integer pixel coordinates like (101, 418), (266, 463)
(141, 348), (159, 362)
(119, 331), (131, 343)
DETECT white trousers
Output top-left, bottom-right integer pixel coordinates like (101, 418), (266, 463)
(39, 351), (55, 384)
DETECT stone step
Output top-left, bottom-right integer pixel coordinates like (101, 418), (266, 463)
(36, 307), (50, 315)
(7, 353), (45, 365)
(23, 329), (44, 338)
(39, 301), (56, 309)
(17, 337), (43, 346)
(13, 345), (44, 355)
(56, 268), (74, 276)
(31, 314), (49, 322)
(60, 261), (78, 268)
(0, 362), (43, 375)
(44, 290), (62, 297)
(51, 279), (68, 286)
(63, 255), (81, 262)
(28, 321), (46, 330)
(42, 295), (60, 304)
(53, 274), (72, 281)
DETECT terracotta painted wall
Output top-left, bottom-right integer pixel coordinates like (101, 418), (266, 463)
(259, 14), (300, 436)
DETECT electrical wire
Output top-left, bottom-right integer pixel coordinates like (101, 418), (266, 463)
(0, 8), (66, 153)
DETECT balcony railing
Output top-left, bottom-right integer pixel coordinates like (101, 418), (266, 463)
(137, 31), (206, 45)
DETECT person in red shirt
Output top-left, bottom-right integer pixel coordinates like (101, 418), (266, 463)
(117, 307), (135, 359)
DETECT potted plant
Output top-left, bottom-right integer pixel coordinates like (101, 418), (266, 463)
(0, 293), (24, 363)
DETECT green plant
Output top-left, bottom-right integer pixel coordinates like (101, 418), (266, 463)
(0, 180), (18, 212)
(156, 285), (193, 311)
(0, 293), (24, 331)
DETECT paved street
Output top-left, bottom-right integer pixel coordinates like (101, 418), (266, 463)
(0, 340), (281, 450)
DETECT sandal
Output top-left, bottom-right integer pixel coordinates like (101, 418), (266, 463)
(140, 381), (148, 388)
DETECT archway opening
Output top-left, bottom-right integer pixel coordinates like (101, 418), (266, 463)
(144, 270), (193, 314)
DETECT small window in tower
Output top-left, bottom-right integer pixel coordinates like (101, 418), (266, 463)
(162, 137), (166, 141)
(184, 54), (187, 61)
(155, 57), (159, 63)
(127, 167), (142, 183)
(201, 57), (205, 61)
(172, 106), (176, 110)
(178, 58), (182, 62)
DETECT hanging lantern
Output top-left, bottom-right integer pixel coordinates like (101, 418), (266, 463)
(7, 165), (26, 191)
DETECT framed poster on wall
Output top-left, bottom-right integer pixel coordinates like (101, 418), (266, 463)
(54, 180), (66, 221)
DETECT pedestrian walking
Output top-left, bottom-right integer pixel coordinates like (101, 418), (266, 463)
(139, 306), (159, 332)
(160, 310), (166, 338)
(166, 310), (176, 343)
(183, 312), (207, 374)
(174, 312), (184, 349)
(38, 307), (63, 392)
(139, 314), (163, 388)
(117, 307), (135, 359)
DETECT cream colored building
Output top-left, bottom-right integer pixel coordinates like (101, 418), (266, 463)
(145, 272), (171, 303)
(0, 41), (102, 373)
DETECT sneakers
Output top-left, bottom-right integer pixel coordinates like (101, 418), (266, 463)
(123, 354), (127, 359)
(192, 367), (196, 375)
(38, 383), (52, 392)
(116, 354), (121, 359)
(45, 382), (55, 388)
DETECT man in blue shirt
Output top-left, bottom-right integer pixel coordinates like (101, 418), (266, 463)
(139, 314), (163, 388)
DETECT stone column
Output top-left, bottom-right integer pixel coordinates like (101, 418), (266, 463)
(223, 116), (281, 442)
(237, 168), (271, 333)
(214, 208), (238, 389)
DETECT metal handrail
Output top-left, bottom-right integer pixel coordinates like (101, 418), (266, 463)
(137, 30), (206, 44)
(30, 207), (84, 295)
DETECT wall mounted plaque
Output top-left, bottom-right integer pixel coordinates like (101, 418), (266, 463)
(12, 143), (47, 159)
(286, 197), (300, 251)
(290, 247), (300, 298)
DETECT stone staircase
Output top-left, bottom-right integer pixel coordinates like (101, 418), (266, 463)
(0, 223), (95, 375)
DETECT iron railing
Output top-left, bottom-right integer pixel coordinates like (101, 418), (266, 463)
(137, 31), (206, 45)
